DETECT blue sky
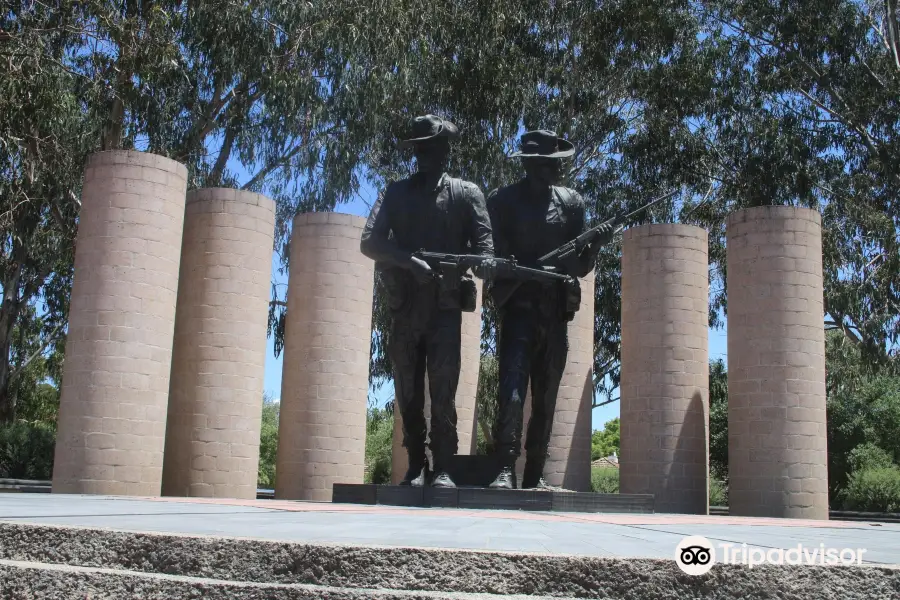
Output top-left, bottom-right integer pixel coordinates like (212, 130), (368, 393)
(258, 193), (729, 432)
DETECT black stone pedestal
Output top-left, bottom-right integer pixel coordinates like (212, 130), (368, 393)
(332, 483), (653, 513)
(332, 454), (653, 514)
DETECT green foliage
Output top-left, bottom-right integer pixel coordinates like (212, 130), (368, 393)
(591, 418), (620, 460)
(365, 402), (393, 484)
(0, 5), (95, 421)
(257, 394), (279, 488)
(475, 355), (500, 454)
(709, 476), (729, 507)
(0, 421), (56, 480)
(827, 345), (900, 498)
(708, 359), (728, 479)
(848, 443), (895, 473)
(840, 466), (900, 513)
(590, 467), (619, 494)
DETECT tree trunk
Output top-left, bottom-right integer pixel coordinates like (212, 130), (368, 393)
(0, 264), (23, 423)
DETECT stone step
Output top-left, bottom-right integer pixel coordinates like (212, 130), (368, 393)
(0, 560), (574, 599)
(0, 522), (897, 599)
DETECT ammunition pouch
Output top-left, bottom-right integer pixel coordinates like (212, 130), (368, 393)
(459, 274), (477, 312)
(437, 266), (477, 313)
(378, 263), (412, 315)
(562, 276), (581, 322)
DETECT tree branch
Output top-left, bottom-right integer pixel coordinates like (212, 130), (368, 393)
(9, 323), (63, 381)
(886, 0), (900, 71)
(592, 396), (619, 409)
(208, 124), (238, 186)
(242, 142), (305, 191)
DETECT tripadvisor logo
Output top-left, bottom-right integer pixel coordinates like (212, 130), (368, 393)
(674, 536), (869, 574)
(675, 536), (715, 575)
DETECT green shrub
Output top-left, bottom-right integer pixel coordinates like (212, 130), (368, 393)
(709, 476), (728, 507)
(591, 418), (619, 461)
(365, 405), (393, 484)
(0, 421), (56, 480)
(591, 466), (619, 493)
(848, 443), (894, 473)
(841, 466), (900, 512)
(257, 400), (279, 488)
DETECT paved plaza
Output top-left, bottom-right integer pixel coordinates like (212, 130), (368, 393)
(0, 494), (897, 566)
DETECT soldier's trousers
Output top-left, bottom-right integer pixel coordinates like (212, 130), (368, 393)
(494, 306), (569, 465)
(389, 308), (461, 468)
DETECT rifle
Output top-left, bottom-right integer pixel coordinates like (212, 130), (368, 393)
(537, 190), (678, 271)
(414, 250), (577, 316)
(413, 251), (571, 284)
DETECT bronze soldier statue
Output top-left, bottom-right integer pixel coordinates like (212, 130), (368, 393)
(487, 130), (612, 490)
(360, 115), (495, 488)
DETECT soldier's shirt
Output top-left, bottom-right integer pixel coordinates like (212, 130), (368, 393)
(361, 172), (493, 260)
(487, 180), (594, 310)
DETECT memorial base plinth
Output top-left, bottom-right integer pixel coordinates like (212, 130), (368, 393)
(333, 483), (654, 513)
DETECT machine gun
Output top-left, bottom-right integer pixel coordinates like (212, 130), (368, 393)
(536, 190), (678, 272)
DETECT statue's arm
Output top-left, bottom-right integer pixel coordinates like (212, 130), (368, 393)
(466, 185), (495, 258)
(360, 187), (411, 268)
(570, 191), (596, 278)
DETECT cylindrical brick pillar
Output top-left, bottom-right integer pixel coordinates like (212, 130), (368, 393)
(543, 271), (595, 492)
(52, 150), (187, 495)
(390, 289), (483, 484)
(161, 189), (275, 499)
(727, 206), (828, 519)
(619, 224), (709, 514)
(275, 213), (374, 501)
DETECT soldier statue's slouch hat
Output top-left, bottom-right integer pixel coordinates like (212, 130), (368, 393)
(399, 114), (460, 148)
(509, 129), (575, 159)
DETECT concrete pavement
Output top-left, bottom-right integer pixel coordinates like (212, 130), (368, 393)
(0, 494), (898, 565)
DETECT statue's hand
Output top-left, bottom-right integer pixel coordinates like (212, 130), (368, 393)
(474, 258), (498, 281)
(408, 255), (434, 282)
(585, 222), (615, 254)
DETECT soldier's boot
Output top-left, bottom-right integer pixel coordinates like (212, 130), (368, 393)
(489, 457), (517, 490)
(521, 456), (555, 490)
(430, 454), (457, 488)
(400, 451), (428, 487)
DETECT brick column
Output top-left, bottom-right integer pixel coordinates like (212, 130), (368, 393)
(52, 150), (187, 495)
(543, 271), (595, 492)
(275, 213), (374, 501)
(619, 224), (709, 514)
(390, 289), (482, 484)
(727, 206), (828, 519)
(161, 189), (275, 499)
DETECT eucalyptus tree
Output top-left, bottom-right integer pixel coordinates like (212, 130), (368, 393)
(0, 4), (97, 421)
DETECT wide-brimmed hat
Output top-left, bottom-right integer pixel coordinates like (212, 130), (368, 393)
(509, 130), (575, 159)
(399, 115), (460, 148)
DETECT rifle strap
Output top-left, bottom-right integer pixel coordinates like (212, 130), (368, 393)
(449, 176), (464, 214)
(553, 185), (576, 210)
(448, 176), (470, 259)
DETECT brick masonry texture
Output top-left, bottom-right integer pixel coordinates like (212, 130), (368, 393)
(52, 150), (188, 496)
(543, 271), (595, 491)
(275, 213), (374, 501)
(619, 224), (710, 514)
(726, 206), (828, 520)
(390, 288), (483, 484)
(161, 189), (276, 500)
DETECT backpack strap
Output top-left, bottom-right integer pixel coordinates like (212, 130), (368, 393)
(448, 176), (464, 211)
(553, 185), (576, 207)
